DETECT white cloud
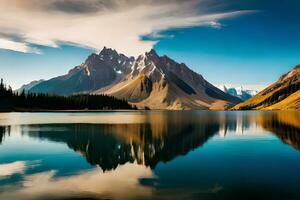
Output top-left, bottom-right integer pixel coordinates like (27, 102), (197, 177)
(0, 0), (253, 56)
(0, 38), (41, 54)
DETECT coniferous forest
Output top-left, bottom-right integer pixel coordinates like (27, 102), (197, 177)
(0, 79), (135, 111)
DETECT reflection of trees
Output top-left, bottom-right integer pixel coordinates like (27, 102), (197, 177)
(0, 126), (9, 144)
(23, 115), (220, 171)
(0, 126), (5, 144)
(259, 112), (300, 150)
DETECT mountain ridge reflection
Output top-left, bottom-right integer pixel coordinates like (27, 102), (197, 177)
(1, 111), (300, 172)
(22, 120), (220, 171)
(259, 112), (300, 149)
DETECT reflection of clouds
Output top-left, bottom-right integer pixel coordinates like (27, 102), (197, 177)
(0, 163), (154, 200)
(1, 112), (300, 199)
(0, 112), (147, 126)
(0, 161), (26, 177)
(0, 160), (41, 178)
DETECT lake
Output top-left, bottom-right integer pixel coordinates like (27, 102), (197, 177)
(0, 111), (300, 200)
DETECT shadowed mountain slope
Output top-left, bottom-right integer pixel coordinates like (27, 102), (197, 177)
(29, 48), (240, 110)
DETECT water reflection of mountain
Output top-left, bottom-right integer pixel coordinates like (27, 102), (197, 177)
(2, 111), (300, 171)
(259, 112), (300, 150)
(217, 113), (256, 137)
(219, 111), (300, 150)
(23, 114), (221, 171)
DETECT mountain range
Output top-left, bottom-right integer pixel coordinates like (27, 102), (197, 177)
(17, 79), (44, 93)
(28, 47), (240, 110)
(22, 47), (300, 110)
(217, 85), (259, 101)
(234, 65), (300, 110)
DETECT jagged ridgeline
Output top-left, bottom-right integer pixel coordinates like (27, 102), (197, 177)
(28, 47), (241, 110)
(0, 79), (134, 111)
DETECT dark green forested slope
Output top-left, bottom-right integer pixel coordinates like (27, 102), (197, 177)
(0, 79), (134, 111)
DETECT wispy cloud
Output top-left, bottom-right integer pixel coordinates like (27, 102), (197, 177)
(0, 38), (41, 54)
(0, 0), (253, 56)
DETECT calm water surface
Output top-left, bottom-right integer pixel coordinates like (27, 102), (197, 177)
(0, 111), (300, 200)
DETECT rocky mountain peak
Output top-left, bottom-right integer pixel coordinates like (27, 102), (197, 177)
(85, 53), (99, 63)
(131, 49), (167, 81)
(28, 46), (240, 109)
(80, 47), (135, 77)
(100, 46), (118, 56)
(145, 49), (159, 58)
(217, 84), (228, 93)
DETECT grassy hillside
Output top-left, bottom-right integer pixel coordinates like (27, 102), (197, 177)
(233, 65), (300, 110)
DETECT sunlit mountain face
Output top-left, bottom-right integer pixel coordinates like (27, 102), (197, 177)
(1, 2), (300, 200)
(234, 65), (300, 110)
(1, 111), (300, 200)
(27, 48), (240, 110)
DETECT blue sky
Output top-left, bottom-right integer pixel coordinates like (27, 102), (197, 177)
(0, 0), (299, 89)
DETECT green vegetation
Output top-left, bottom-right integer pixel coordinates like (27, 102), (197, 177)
(0, 79), (135, 111)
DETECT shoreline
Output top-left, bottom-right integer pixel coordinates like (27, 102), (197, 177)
(0, 109), (297, 113)
(0, 109), (140, 113)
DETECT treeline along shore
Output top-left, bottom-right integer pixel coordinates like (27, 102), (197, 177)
(0, 79), (135, 112)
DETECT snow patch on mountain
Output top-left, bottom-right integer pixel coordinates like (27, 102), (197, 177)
(216, 84), (263, 101)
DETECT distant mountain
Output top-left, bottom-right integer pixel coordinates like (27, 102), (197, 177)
(29, 47), (240, 110)
(17, 79), (44, 93)
(217, 85), (258, 101)
(234, 65), (300, 110)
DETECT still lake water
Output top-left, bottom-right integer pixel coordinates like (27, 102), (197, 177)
(0, 111), (300, 200)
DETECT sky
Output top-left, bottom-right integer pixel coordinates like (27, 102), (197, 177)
(0, 0), (300, 89)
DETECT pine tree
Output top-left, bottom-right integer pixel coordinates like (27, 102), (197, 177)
(0, 78), (135, 111)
